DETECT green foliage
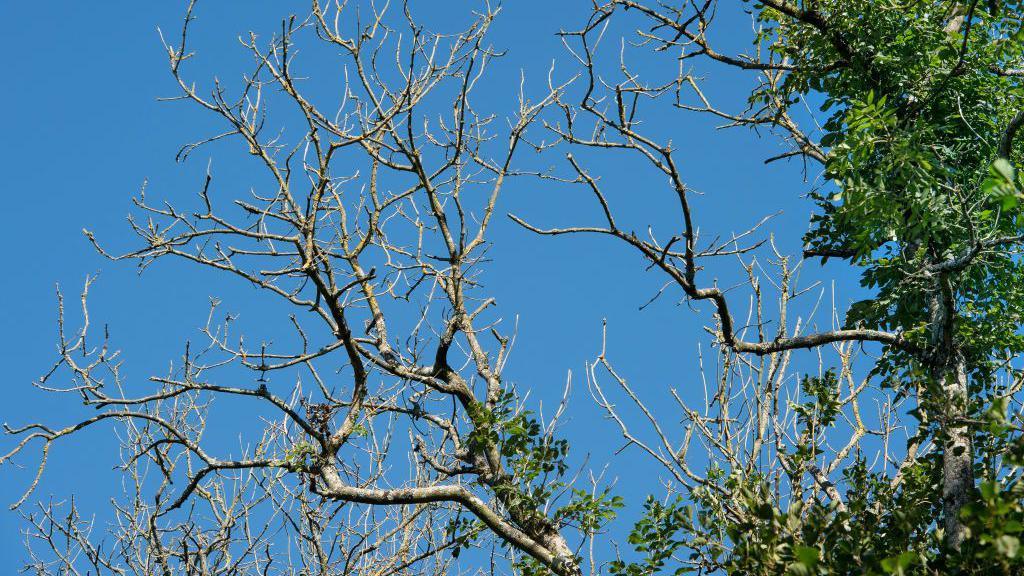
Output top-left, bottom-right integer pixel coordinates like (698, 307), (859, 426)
(753, 0), (1024, 572)
(444, 516), (484, 559)
(788, 1), (1024, 370)
(983, 157), (1022, 209)
(284, 440), (318, 472)
(609, 1), (1024, 574)
(475, 389), (622, 544)
(608, 496), (694, 576)
(793, 371), (842, 430)
(553, 488), (624, 533)
(604, 461), (937, 575)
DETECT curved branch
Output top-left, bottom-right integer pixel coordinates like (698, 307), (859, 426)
(313, 468), (572, 575)
(510, 215), (918, 357)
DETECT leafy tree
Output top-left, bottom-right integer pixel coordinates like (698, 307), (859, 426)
(525, 0), (1024, 573)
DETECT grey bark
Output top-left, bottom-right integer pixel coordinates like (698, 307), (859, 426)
(929, 277), (974, 551)
(941, 357), (973, 550)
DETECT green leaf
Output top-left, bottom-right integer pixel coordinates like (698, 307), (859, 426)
(994, 157), (1017, 183)
(793, 545), (819, 567)
(880, 551), (915, 575)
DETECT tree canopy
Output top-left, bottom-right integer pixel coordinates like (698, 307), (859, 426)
(7, 1), (1024, 575)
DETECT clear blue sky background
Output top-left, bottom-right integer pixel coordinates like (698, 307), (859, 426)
(0, 1), (867, 570)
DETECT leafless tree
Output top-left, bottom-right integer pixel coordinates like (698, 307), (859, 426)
(5, 1), (591, 574)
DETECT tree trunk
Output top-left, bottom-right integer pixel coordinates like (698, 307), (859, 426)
(929, 278), (974, 551)
(940, 356), (973, 551)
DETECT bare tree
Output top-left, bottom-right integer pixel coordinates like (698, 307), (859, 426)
(6, 2), (596, 574)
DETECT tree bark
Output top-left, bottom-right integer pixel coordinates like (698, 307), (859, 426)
(929, 279), (974, 551)
(939, 357), (973, 550)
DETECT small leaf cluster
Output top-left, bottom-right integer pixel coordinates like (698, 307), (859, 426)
(473, 389), (623, 535)
(284, 440), (318, 472)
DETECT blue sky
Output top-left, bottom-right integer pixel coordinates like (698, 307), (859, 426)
(0, 1), (868, 570)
